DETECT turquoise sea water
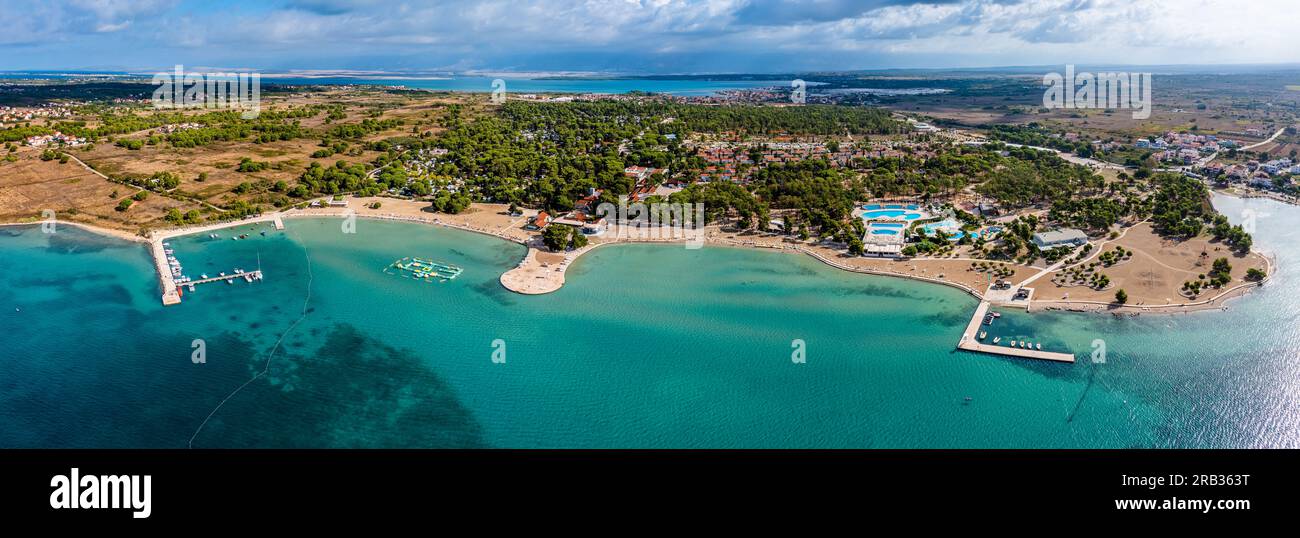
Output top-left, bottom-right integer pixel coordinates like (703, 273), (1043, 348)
(2, 194), (1299, 448)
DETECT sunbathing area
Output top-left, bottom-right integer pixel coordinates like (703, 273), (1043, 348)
(282, 195), (1268, 316)
(1034, 222), (1269, 312)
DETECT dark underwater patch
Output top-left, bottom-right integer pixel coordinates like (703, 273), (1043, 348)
(729, 261), (820, 278)
(470, 278), (517, 306)
(917, 307), (971, 327)
(193, 323), (485, 448)
(44, 231), (125, 254)
(836, 283), (918, 299)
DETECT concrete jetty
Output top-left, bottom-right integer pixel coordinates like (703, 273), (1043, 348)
(151, 238), (182, 306)
(146, 213), (284, 304)
(957, 301), (1075, 363)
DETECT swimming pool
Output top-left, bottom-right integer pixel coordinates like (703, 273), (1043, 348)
(862, 209), (924, 220)
(920, 219), (975, 241)
(863, 203), (920, 211)
(865, 222), (907, 241)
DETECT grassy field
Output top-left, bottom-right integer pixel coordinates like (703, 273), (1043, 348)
(0, 148), (188, 232)
(1, 88), (481, 232)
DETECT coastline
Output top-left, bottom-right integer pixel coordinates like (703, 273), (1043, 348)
(0, 194), (1276, 316)
(0, 219), (148, 244)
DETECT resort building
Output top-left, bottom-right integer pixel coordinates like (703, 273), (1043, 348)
(1032, 229), (1088, 249)
(574, 188), (603, 212)
(552, 212), (608, 235)
(526, 211), (552, 230)
(862, 221), (907, 257)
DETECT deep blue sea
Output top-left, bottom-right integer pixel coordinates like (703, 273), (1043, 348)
(0, 71), (787, 96)
(261, 76), (789, 96)
(1, 194), (1298, 448)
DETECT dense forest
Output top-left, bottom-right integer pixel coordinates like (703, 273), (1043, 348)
(1, 85), (1250, 256)
(290, 101), (907, 214)
(292, 98), (1223, 249)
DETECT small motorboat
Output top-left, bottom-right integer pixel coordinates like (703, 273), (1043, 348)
(978, 331), (987, 340)
(992, 337), (1001, 344)
(1035, 343), (1042, 350)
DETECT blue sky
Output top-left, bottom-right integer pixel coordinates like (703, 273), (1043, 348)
(0, 0), (1295, 74)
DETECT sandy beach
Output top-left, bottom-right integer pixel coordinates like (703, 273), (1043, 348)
(1, 195), (1275, 315)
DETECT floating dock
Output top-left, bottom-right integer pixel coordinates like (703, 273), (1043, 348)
(386, 257), (463, 281)
(957, 301), (1075, 363)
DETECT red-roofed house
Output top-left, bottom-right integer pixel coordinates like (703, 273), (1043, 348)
(526, 211), (552, 230)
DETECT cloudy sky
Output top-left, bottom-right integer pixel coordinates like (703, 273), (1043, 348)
(1, 0), (1296, 73)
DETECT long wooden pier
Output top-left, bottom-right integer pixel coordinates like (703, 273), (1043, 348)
(956, 301), (1075, 363)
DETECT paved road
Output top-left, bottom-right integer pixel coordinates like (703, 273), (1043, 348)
(1242, 127), (1286, 151)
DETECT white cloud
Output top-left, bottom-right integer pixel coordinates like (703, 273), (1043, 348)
(1, 0), (1297, 71)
